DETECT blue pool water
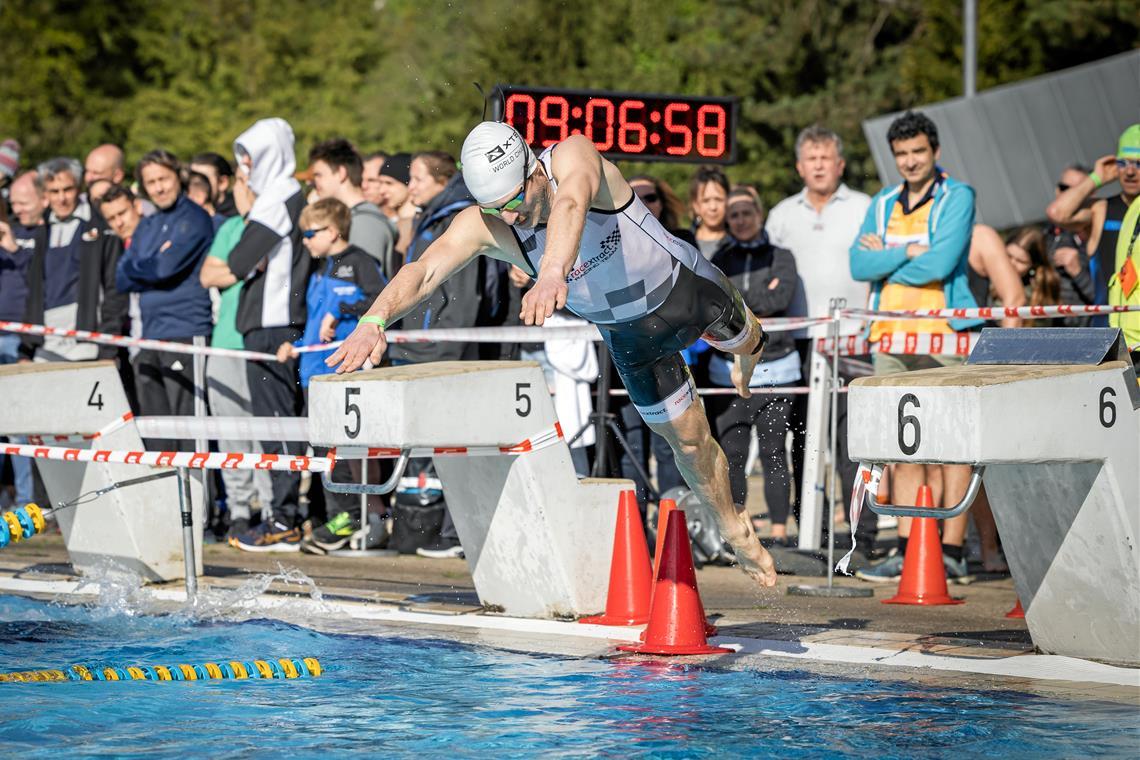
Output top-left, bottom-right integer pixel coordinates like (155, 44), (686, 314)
(0, 594), (1136, 758)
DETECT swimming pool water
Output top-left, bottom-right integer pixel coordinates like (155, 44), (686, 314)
(0, 594), (1135, 758)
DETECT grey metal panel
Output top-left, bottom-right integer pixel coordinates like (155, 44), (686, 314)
(862, 50), (1140, 230)
(966, 327), (1122, 365)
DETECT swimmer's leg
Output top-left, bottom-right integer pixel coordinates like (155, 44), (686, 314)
(647, 401), (777, 588)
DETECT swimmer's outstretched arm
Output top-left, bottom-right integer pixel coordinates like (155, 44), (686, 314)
(520, 136), (604, 327)
(326, 207), (495, 373)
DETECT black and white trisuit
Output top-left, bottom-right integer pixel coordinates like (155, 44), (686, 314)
(511, 143), (764, 423)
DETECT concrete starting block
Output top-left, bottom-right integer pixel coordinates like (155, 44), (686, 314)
(0, 361), (204, 581)
(848, 329), (1139, 665)
(308, 361), (631, 619)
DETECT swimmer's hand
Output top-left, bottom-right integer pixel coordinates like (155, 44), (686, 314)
(520, 273), (568, 326)
(326, 320), (386, 374)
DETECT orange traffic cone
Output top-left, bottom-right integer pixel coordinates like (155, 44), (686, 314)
(580, 490), (653, 626)
(619, 509), (731, 655)
(642, 498), (716, 639)
(1005, 598), (1025, 619)
(883, 485), (962, 606)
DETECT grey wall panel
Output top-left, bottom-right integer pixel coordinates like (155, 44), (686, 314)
(862, 50), (1140, 231)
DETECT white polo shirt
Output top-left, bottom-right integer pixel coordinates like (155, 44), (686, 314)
(765, 183), (871, 337)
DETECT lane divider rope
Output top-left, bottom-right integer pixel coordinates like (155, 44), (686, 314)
(0, 657), (322, 682)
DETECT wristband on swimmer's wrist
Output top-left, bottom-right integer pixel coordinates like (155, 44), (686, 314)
(359, 316), (386, 330)
(1090, 172), (1103, 189)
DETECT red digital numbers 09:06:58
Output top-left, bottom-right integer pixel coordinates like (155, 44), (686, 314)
(504, 93), (729, 158)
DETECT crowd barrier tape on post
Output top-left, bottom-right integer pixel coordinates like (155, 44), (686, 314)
(0, 317), (831, 363)
(840, 304), (1140, 321)
(26, 412), (135, 446)
(2, 306), (1134, 366)
(815, 331), (980, 358)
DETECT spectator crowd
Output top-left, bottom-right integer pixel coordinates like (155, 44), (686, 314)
(0, 114), (1137, 583)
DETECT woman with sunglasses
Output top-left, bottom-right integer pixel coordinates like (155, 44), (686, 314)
(329, 122), (779, 588)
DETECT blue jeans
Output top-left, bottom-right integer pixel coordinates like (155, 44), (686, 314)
(0, 333), (34, 504)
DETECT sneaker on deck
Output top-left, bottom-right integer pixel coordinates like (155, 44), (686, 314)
(416, 537), (464, 559)
(226, 517), (250, 548)
(943, 553), (975, 585)
(234, 520), (301, 553)
(301, 512), (362, 555)
(854, 548), (904, 583)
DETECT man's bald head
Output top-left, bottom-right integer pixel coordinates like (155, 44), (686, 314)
(9, 170), (47, 227)
(84, 144), (125, 186)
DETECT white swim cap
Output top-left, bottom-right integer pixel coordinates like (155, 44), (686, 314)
(460, 122), (536, 204)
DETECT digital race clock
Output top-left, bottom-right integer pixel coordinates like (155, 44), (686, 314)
(491, 85), (737, 164)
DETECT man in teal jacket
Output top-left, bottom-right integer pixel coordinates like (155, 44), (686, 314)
(848, 111), (981, 585)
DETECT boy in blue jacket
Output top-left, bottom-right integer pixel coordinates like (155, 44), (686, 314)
(848, 111), (981, 585)
(276, 198), (385, 553)
(275, 198), (385, 384)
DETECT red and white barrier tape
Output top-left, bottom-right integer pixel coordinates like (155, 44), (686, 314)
(841, 304), (1140, 321)
(3, 443), (326, 472)
(330, 423), (565, 463)
(0, 322), (278, 361)
(5, 424), (567, 473)
(3, 306), (1130, 364)
(607, 386), (847, 396)
(815, 331), (979, 357)
(26, 412), (135, 445)
(1, 317), (831, 363)
(294, 317), (830, 354)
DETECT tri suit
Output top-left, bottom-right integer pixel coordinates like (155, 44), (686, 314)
(509, 144), (764, 423)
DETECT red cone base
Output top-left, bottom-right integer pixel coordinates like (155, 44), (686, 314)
(580, 490), (653, 626)
(1005, 598), (1025, 619)
(641, 498), (716, 639)
(619, 510), (731, 656)
(883, 485), (962, 606)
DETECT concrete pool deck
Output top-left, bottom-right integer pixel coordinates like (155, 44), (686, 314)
(0, 533), (1136, 705)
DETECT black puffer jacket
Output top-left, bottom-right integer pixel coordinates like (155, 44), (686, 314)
(710, 233), (798, 362)
(388, 174), (480, 364)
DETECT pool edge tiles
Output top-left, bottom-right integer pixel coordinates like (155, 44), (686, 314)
(0, 575), (1137, 704)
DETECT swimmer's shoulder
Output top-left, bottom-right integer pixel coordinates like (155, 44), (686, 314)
(549, 135), (631, 212)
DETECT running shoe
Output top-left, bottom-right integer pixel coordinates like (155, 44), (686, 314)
(416, 537), (464, 559)
(301, 512), (361, 555)
(233, 520), (301, 553)
(226, 517), (251, 547)
(854, 548), (904, 583)
(943, 553), (975, 585)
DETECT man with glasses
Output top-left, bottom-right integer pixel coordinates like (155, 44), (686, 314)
(1047, 124), (1140, 312)
(328, 121), (778, 588)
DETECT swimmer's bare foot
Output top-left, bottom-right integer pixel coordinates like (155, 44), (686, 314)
(731, 537), (778, 587)
(723, 510), (776, 587)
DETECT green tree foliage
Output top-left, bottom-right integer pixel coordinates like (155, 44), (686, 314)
(1, 0), (1135, 209)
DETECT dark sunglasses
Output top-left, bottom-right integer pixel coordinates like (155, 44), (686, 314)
(1117, 158), (1140, 171)
(637, 192), (660, 204)
(1056, 183), (1069, 192)
(302, 227), (327, 239)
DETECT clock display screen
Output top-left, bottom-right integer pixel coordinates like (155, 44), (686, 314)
(492, 85), (737, 164)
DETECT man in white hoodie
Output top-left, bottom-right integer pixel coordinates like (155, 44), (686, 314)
(221, 117), (313, 552)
